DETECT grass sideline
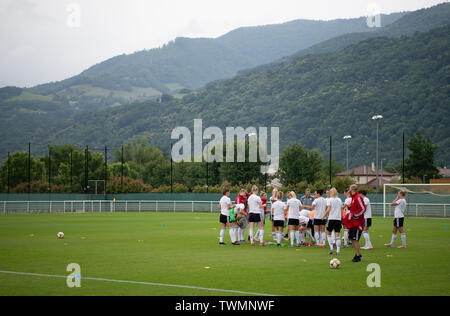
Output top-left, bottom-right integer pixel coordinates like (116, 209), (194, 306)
(0, 213), (448, 296)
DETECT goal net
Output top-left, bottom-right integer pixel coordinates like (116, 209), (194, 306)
(383, 184), (450, 218)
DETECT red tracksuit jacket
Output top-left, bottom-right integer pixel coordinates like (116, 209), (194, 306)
(343, 192), (366, 231)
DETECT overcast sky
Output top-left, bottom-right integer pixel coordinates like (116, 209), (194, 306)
(0, 0), (447, 88)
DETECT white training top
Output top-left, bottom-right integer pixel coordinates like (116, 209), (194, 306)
(248, 194), (262, 214)
(363, 197), (372, 219)
(287, 198), (302, 219)
(326, 197), (343, 221)
(299, 215), (309, 226)
(394, 198), (407, 218)
(272, 200), (286, 221)
(219, 195), (231, 216)
(299, 209), (312, 219)
(312, 196), (327, 219)
(344, 197), (352, 216)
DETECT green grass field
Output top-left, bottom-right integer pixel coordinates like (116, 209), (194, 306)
(0, 213), (449, 296)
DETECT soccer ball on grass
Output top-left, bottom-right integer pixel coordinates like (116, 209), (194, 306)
(329, 258), (340, 269)
(57, 232), (64, 239)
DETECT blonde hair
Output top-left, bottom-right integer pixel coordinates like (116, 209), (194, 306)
(330, 187), (338, 198)
(277, 191), (284, 200)
(252, 185), (258, 193)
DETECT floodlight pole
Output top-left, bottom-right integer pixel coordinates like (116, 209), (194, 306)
(104, 146), (107, 196)
(329, 136), (332, 186)
(48, 146), (51, 193)
(28, 142), (31, 195)
(372, 115), (383, 192)
(7, 152), (10, 194)
(170, 140), (173, 194)
(402, 130), (405, 184)
(343, 135), (352, 173)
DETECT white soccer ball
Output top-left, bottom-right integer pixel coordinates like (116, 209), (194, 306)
(57, 232), (64, 239)
(329, 258), (340, 269)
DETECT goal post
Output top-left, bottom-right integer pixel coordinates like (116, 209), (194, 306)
(383, 183), (450, 218)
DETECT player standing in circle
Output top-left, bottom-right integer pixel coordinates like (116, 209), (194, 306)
(322, 188), (343, 255)
(218, 187), (237, 245)
(300, 188), (315, 240)
(286, 191), (302, 247)
(385, 191), (407, 248)
(254, 192), (268, 241)
(360, 190), (373, 250)
(248, 185), (266, 246)
(342, 189), (352, 248)
(235, 202), (248, 243)
(312, 189), (327, 247)
(270, 188), (278, 241)
(271, 191), (286, 247)
(343, 184), (366, 262)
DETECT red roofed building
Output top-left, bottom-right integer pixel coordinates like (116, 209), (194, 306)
(336, 162), (400, 188)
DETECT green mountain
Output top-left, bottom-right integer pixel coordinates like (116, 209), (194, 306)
(46, 24), (450, 168)
(26, 13), (404, 108)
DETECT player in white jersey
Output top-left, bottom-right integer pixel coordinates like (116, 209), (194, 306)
(254, 192), (268, 241)
(360, 190), (373, 250)
(322, 188), (343, 255)
(286, 191), (302, 247)
(299, 209), (315, 244)
(248, 185), (266, 246)
(218, 187), (237, 245)
(312, 189), (327, 247)
(385, 191), (407, 248)
(270, 188), (278, 241)
(342, 189), (352, 248)
(272, 191), (286, 246)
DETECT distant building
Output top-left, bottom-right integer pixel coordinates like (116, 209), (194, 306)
(335, 162), (400, 189)
(438, 167), (450, 179)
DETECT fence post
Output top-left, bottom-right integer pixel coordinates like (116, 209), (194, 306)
(3, 201), (6, 214)
(27, 201), (30, 213)
(49, 201), (52, 213)
(125, 201), (128, 212)
(83, 201), (85, 213)
(100, 201), (102, 213)
(192, 201), (194, 212)
(174, 201), (176, 212)
(444, 204), (446, 218)
(416, 204), (418, 217)
(139, 201), (141, 213)
(156, 201), (158, 212)
(210, 201), (213, 213)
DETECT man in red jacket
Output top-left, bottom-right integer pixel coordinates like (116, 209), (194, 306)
(343, 184), (366, 262)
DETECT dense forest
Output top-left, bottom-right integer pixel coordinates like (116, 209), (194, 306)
(0, 3), (449, 169)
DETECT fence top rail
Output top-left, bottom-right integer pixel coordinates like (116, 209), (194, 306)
(1, 200), (449, 207)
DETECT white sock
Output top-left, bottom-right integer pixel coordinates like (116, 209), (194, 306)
(401, 233), (406, 246)
(305, 230), (314, 243)
(249, 228), (254, 244)
(290, 231), (295, 246)
(363, 231), (372, 247)
(219, 227), (226, 243)
(327, 235), (334, 251)
(276, 232), (281, 244)
(314, 232), (320, 245)
(301, 231), (306, 243)
(259, 229), (264, 243)
(240, 228), (245, 241)
(321, 232), (326, 245)
(343, 229), (349, 245)
(336, 238), (341, 253)
(390, 233), (397, 245)
(331, 233), (335, 244)
(272, 231), (276, 239)
(229, 227), (235, 243)
(295, 231), (300, 245)
(254, 228), (259, 239)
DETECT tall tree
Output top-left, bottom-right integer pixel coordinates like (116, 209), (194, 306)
(404, 131), (440, 182)
(278, 144), (323, 185)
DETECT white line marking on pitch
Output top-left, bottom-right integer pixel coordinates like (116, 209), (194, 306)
(0, 270), (278, 296)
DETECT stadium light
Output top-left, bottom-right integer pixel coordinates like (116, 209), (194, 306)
(372, 115), (383, 192)
(343, 135), (352, 173)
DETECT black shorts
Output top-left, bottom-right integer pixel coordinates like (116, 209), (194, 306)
(307, 220), (313, 229)
(327, 220), (342, 233)
(249, 213), (262, 223)
(393, 217), (404, 228)
(349, 228), (362, 241)
(365, 218), (372, 227)
(313, 219), (326, 226)
(274, 220), (285, 228)
(288, 218), (299, 226)
(219, 214), (229, 224)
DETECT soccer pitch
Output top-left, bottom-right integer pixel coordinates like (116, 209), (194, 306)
(0, 213), (449, 296)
